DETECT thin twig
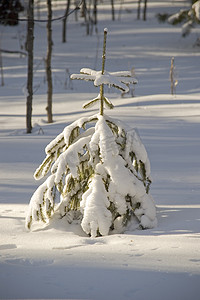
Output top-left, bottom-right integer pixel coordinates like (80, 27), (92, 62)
(0, 48), (27, 56)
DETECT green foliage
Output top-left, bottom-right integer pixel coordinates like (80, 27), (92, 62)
(82, 95), (114, 110)
(156, 13), (170, 23)
(169, 10), (189, 25)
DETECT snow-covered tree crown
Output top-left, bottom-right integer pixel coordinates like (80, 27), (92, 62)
(26, 113), (156, 237)
(71, 29), (137, 115)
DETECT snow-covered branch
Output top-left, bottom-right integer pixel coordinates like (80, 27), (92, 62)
(71, 68), (137, 93)
(168, 1), (200, 36)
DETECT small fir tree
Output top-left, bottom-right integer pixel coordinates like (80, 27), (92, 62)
(168, 0), (200, 37)
(26, 29), (157, 237)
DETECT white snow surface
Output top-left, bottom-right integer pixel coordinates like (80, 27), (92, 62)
(0, 1), (200, 299)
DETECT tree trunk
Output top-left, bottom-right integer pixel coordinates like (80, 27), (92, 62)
(26, 0), (34, 134)
(143, 0), (147, 21)
(62, 0), (71, 43)
(46, 0), (53, 123)
(93, 0), (97, 25)
(111, 0), (115, 21)
(100, 29), (107, 116)
(82, 0), (90, 35)
(81, 0), (86, 18)
(137, 0), (141, 20)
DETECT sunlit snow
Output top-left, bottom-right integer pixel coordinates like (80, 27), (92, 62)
(0, 0), (200, 299)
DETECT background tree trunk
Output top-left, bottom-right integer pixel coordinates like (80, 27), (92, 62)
(137, 0), (141, 20)
(46, 0), (53, 123)
(81, 0), (90, 35)
(111, 0), (115, 21)
(26, 0), (34, 133)
(143, 0), (148, 21)
(93, 0), (97, 25)
(62, 0), (71, 43)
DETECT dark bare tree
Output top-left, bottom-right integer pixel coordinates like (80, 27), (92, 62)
(111, 0), (115, 21)
(93, 0), (97, 25)
(46, 0), (53, 123)
(81, 0), (96, 35)
(62, 0), (71, 43)
(137, 0), (142, 20)
(137, 0), (148, 21)
(26, 0), (34, 133)
(143, 0), (147, 21)
(81, 0), (90, 35)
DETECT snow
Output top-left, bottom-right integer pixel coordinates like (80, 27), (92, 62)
(168, 0), (200, 36)
(81, 173), (112, 238)
(25, 174), (56, 228)
(193, 0), (200, 21)
(182, 20), (193, 37)
(71, 68), (137, 92)
(1, 0), (200, 299)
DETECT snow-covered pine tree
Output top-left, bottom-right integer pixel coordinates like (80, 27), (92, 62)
(168, 0), (200, 37)
(26, 28), (157, 237)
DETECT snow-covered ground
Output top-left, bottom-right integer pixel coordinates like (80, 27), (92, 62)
(0, 1), (200, 299)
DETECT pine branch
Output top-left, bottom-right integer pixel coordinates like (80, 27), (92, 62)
(104, 97), (114, 109)
(82, 97), (100, 109)
(34, 154), (54, 180)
